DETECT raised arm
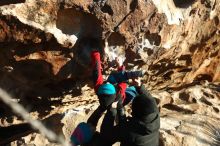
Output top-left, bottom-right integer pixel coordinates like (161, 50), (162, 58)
(116, 82), (127, 124)
(91, 51), (104, 92)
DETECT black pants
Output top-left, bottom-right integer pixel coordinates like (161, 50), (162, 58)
(100, 108), (119, 146)
(86, 107), (118, 146)
(87, 105), (105, 127)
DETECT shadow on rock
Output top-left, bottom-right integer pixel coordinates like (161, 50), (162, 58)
(0, 113), (65, 145)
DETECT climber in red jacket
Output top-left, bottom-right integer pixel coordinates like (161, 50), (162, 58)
(87, 49), (145, 125)
(87, 50), (127, 128)
(70, 50), (126, 146)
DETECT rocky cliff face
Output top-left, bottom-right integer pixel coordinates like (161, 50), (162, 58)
(0, 0), (220, 146)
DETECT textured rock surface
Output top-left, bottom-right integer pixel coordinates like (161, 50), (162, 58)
(0, 0), (220, 146)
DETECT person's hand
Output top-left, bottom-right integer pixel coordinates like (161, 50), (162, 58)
(111, 101), (118, 109)
(131, 77), (142, 87)
(104, 41), (109, 55)
(111, 98), (123, 110)
(115, 57), (123, 67)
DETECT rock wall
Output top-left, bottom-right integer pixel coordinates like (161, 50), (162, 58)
(0, 0), (220, 146)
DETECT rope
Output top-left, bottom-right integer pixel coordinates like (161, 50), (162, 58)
(0, 88), (69, 146)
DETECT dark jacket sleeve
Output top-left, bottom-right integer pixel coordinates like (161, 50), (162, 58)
(117, 100), (127, 125)
(100, 108), (120, 145)
(87, 105), (105, 128)
(116, 82), (127, 124)
(126, 71), (143, 79)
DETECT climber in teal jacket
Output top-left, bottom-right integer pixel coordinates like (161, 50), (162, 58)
(86, 50), (121, 128)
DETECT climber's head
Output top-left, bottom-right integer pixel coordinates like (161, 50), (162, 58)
(97, 82), (116, 108)
(123, 86), (138, 105)
(132, 94), (158, 120)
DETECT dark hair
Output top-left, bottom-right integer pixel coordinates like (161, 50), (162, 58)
(132, 94), (158, 120)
